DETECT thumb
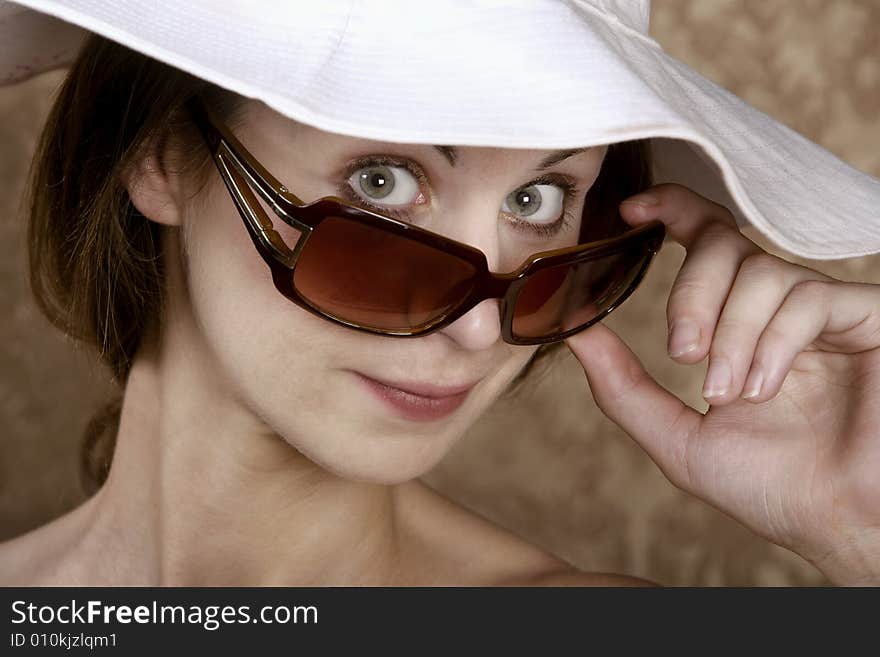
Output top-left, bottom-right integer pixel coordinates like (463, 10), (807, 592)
(565, 321), (703, 492)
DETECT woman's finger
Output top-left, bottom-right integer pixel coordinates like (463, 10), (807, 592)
(620, 183), (762, 364)
(743, 280), (880, 403)
(619, 182), (741, 246)
(661, 220), (760, 364)
(703, 254), (833, 403)
(565, 320), (703, 493)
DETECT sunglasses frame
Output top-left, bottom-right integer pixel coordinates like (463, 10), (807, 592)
(185, 95), (665, 346)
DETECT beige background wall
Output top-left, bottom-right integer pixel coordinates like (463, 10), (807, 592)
(2, 1), (879, 585)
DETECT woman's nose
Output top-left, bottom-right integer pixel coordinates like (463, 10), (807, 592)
(430, 199), (519, 350)
(438, 298), (503, 350)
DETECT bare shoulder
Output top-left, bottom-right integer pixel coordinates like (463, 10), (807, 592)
(0, 523), (64, 585)
(396, 480), (660, 587)
(0, 498), (97, 585)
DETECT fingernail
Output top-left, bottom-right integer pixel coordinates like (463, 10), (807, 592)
(668, 320), (701, 357)
(622, 192), (658, 207)
(703, 357), (731, 399)
(742, 368), (764, 399)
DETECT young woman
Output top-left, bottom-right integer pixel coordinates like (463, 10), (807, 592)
(1, 1), (878, 586)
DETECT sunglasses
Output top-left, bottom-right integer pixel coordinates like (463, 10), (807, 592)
(185, 95), (665, 346)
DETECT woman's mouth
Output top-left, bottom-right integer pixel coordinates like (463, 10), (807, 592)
(351, 371), (477, 422)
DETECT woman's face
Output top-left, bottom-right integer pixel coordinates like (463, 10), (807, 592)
(174, 99), (607, 484)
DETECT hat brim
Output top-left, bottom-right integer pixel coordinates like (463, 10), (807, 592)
(3, 0), (878, 260)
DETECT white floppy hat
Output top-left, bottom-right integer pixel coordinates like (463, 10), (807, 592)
(2, 0), (879, 260)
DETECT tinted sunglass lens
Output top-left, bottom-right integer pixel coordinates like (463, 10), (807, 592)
(511, 248), (650, 339)
(292, 216), (478, 331)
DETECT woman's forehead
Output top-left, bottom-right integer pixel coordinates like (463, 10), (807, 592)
(244, 98), (606, 170)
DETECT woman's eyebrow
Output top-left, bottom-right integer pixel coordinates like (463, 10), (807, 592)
(535, 147), (591, 170)
(432, 145), (590, 170)
(432, 145), (458, 166)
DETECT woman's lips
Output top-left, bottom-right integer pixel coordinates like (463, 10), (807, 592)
(352, 372), (476, 422)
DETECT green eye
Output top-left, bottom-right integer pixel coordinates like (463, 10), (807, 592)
(502, 184), (566, 224)
(357, 165), (394, 198)
(348, 164), (419, 205)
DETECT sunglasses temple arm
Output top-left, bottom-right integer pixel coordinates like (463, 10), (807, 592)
(213, 149), (298, 268)
(187, 95), (308, 265)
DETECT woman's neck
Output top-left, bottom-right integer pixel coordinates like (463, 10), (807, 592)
(76, 315), (403, 585)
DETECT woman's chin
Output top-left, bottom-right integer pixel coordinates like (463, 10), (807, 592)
(283, 424), (462, 486)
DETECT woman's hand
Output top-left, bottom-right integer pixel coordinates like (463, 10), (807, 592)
(565, 183), (880, 585)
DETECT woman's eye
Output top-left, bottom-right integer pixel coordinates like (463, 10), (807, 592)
(347, 164), (421, 207)
(501, 184), (566, 225)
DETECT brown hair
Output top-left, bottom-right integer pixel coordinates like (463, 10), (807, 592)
(24, 34), (652, 495)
